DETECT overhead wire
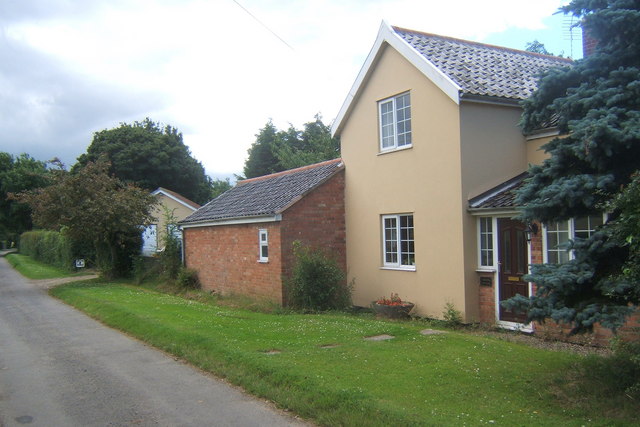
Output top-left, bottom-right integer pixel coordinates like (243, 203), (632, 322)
(230, 0), (294, 51)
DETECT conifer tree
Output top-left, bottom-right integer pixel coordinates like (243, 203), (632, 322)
(510, 0), (640, 332)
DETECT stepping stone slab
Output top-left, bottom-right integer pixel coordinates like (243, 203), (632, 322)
(420, 329), (446, 336)
(319, 344), (340, 349)
(364, 334), (395, 341)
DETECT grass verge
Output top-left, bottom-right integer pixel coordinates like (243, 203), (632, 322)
(5, 253), (88, 279)
(51, 281), (636, 426)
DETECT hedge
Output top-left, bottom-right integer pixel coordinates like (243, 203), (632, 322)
(19, 230), (93, 271)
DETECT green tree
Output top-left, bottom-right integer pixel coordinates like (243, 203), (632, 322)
(510, 0), (640, 332)
(15, 158), (156, 278)
(243, 120), (282, 179)
(606, 172), (640, 289)
(274, 115), (341, 170)
(210, 177), (232, 199)
(75, 118), (212, 205)
(0, 153), (49, 245)
(242, 116), (340, 179)
(525, 39), (552, 55)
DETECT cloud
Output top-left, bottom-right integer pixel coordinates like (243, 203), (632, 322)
(0, 0), (569, 175)
(0, 34), (164, 166)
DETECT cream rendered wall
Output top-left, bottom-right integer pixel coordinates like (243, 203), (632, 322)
(152, 194), (196, 249)
(526, 134), (555, 165)
(340, 44), (465, 319)
(459, 102), (529, 321)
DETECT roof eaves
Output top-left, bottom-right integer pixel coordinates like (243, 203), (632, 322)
(331, 20), (461, 137)
(468, 172), (528, 209)
(152, 187), (201, 211)
(468, 207), (520, 216)
(459, 93), (523, 108)
(179, 214), (282, 228)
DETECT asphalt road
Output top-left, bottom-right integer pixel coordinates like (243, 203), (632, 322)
(0, 257), (307, 427)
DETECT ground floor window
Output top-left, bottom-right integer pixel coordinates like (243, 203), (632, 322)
(543, 215), (604, 264)
(258, 229), (268, 262)
(478, 217), (494, 267)
(382, 214), (415, 269)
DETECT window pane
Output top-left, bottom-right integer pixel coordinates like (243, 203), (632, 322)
(399, 214), (414, 266)
(479, 218), (493, 267)
(503, 230), (511, 272)
(574, 215), (603, 239)
(545, 221), (570, 264)
(261, 246), (268, 258)
(395, 93), (412, 147)
(517, 231), (525, 274)
(574, 216), (589, 231)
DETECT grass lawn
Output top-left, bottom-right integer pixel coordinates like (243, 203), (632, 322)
(50, 281), (636, 426)
(5, 253), (90, 280)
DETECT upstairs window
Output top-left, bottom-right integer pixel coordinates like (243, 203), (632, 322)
(379, 92), (412, 151)
(258, 229), (268, 262)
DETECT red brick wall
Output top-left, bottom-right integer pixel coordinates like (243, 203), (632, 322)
(182, 169), (346, 305)
(280, 170), (346, 285)
(528, 222), (639, 346)
(183, 222), (283, 302)
(477, 272), (495, 323)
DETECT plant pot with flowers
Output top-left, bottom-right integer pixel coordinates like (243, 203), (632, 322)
(371, 293), (415, 319)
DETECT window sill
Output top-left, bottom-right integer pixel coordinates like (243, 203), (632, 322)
(258, 260), (269, 264)
(380, 266), (416, 272)
(378, 144), (413, 156)
(476, 268), (496, 273)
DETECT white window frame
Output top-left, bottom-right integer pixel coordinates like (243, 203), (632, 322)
(378, 92), (412, 152)
(477, 217), (496, 268)
(258, 229), (268, 263)
(542, 214), (605, 264)
(381, 214), (416, 271)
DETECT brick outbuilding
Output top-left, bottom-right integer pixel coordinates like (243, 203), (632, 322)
(179, 159), (345, 304)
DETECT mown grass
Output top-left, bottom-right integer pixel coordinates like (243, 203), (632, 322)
(5, 253), (87, 279)
(50, 281), (636, 426)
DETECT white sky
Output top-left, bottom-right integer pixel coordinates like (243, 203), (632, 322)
(0, 0), (578, 178)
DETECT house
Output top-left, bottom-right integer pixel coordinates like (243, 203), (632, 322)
(141, 187), (200, 256)
(330, 21), (576, 332)
(179, 159), (345, 303)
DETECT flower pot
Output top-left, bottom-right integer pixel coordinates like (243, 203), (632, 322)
(372, 302), (415, 319)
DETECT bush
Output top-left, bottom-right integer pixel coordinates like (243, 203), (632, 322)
(19, 230), (73, 270)
(132, 256), (162, 285)
(285, 242), (352, 311)
(158, 207), (182, 280)
(177, 267), (200, 289)
(442, 301), (463, 326)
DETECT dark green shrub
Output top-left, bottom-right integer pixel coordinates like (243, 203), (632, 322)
(442, 302), (463, 326)
(19, 230), (73, 270)
(285, 242), (352, 311)
(572, 335), (640, 402)
(19, 229), (95, 271)
(132, 256), (162, 285)
(177, 267), (200, 289)
(158, 207), (182, 280)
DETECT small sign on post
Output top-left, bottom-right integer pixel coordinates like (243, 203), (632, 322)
(75, 259), (85, 269)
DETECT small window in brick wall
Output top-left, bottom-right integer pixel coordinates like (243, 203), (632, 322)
(259, 229), (268, 262)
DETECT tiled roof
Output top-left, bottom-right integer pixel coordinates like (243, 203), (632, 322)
(394, 27), (573, 100)
(468, 172), (528, 210)
(180, 159), (344, 225)
(152, 187), (200, 210)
